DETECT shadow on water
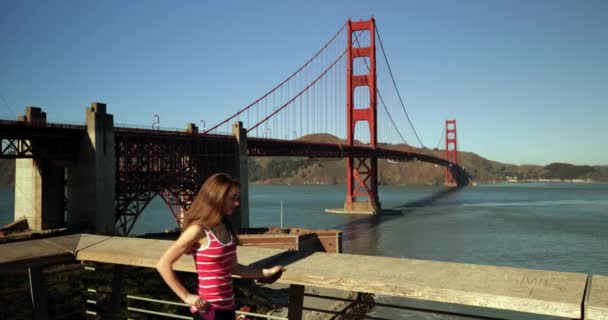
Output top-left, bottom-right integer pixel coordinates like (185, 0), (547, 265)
(335, 186), (466, 255)
(390, 186), (464, 212)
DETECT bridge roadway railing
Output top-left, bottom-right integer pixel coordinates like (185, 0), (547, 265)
(1, 234), (607, 319)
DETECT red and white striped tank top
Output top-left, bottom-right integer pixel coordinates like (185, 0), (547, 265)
(192, 228), (237, 311)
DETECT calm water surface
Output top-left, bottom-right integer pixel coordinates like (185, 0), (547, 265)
(2, 183), (607, 318)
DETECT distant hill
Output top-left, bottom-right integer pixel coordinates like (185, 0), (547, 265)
(249, 133), (608, 185)
(0, 137), (606, 187)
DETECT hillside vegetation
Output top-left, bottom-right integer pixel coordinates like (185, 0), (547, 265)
(248, 134), (608, 185)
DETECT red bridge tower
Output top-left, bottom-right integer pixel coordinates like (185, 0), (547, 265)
(344, 18), (380, 213)
(445, 119), (458, 186)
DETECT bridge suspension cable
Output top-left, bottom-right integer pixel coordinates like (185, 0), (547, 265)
(249, 47), (347, 132)
(0, 92), (16, 118)
(375, 25), (427, 149)
(203, 22), (347, 135)
(350, 29), (415, 151)
(248, 26), (372, 136)
(434, 124), (446, 150)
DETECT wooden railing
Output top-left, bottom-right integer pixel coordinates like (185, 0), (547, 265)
(1, 234), (607, 319)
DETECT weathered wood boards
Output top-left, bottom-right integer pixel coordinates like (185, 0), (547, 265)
(73, 235), (289, 273)
(1, 234), (603, 319)
(0, 238), (73, 272)
(275, 252), (588, 318)
(589, 275), (608, 320)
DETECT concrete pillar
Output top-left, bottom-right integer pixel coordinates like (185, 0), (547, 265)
(14, 107), (65, 230)
(16, 106), (46, 126)
(232, 121), (249, 230)
(66, 103), (115, 234)
(186, 123), (198, 134)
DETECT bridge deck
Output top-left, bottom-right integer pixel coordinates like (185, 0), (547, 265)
(0, 234), (604, 319)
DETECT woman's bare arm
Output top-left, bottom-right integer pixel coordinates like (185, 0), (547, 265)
(232, 263), (285, 280)
(156, 224), (204, 304)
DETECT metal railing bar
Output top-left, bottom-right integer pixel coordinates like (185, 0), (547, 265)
(127, 294), (189, 307)
(42, 263), (84, 275)
(127, 306), (193, 319)
(304, 293), (508, 320)
(328, 301), (355, 320)
(51, 309), (83, 320)
(127, 294), (285, 320)
(236, 310), (288, 320)
(303, 306), (389, 320)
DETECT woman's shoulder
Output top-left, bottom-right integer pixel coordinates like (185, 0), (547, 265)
(179, 223), (209, 250)
(181, 223), (208, 240)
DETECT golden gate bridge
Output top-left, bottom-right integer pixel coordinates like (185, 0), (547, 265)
(0, 18), (469, 235)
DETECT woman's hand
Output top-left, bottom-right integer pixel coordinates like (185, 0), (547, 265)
(183, 293), (208, 312)
(263, 265), (286, 277)
(258, 265), (286, 284)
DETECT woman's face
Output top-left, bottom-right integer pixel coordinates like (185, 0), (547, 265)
(223, 186), (240, 215)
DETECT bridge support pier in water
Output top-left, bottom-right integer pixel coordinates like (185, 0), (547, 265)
(13, 103), (116, 234)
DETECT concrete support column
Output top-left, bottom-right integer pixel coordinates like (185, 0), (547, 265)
(186, 122), (198, 134)
(232, 121), (249, 230)
(14, 107), (65, 230)
(66, 103), (115, 234)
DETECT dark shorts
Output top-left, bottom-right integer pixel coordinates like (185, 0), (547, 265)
(192, 308), (236, 320)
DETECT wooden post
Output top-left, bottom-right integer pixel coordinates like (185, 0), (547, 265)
(102, 265), (124, 319)
(29, 267), (49, 320)
(288, 284), (304, 320)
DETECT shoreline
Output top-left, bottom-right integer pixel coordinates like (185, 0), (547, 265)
(250, 179), (607, 186)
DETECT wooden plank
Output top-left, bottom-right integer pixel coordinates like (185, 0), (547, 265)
(43, 233), (110, 254)
(589, 275), (608, 320)
(75, 236), (287, 273)
(42, 234), (84, 253)
(72, 234), (112, 253)
(275, 252), (588, 319)
(0, 238), (73, 273)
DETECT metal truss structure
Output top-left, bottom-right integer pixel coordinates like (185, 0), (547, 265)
(1, 119), (468, 235)
(114, 131), (238, 235)
(0, 120), (83, 162)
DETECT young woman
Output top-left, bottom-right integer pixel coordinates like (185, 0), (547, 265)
(157, 173), (284, 320)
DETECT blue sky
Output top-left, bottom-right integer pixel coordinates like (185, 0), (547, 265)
(1, 0), (606, 165)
